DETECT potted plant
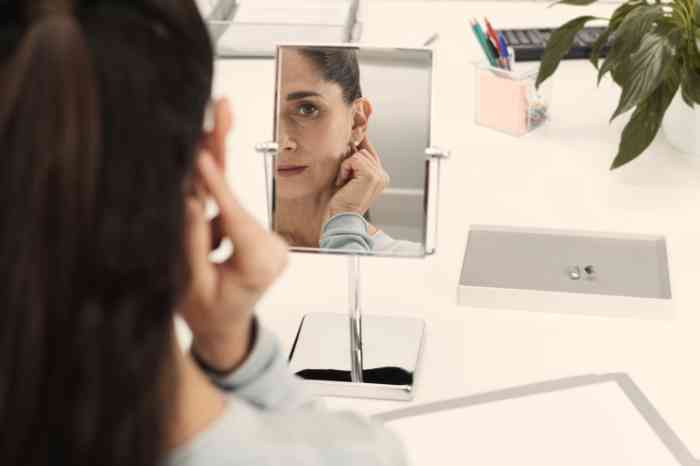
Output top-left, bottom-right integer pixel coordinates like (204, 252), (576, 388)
(535, 0), (700, 169)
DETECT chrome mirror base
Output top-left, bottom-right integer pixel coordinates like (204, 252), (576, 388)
(288, 312), (425, 401)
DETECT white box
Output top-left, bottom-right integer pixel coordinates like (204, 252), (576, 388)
(208, 0), (361, 57)
(457, 226), (673, 319)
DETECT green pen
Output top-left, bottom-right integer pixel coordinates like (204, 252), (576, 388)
(470, 19), (498, 67)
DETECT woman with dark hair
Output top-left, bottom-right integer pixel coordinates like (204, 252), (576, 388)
(276, 47), (423, 255)
(0, 1), (406, 466)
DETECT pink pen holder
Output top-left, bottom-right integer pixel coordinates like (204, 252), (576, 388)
(474, 62), (552, 137)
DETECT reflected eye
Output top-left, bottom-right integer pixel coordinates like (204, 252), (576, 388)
(295, 102), (319, 118)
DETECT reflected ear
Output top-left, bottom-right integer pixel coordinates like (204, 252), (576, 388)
(351, 97), (373, 143)
(200, 98), (233, 172)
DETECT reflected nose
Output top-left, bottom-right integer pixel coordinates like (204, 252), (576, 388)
(282, 138), (297, 152)
(280, 133), (297, 152)
(279, 122), (297, 152)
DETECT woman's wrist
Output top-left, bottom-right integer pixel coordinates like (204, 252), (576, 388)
(190, 318), (255, 374)
(322, 211), (367, 229)
(324, 203), (365, 223)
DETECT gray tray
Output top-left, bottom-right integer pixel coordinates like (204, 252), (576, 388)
(458, 226), (673, 318)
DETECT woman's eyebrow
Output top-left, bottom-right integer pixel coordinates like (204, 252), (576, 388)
(287, 91), (322, 101)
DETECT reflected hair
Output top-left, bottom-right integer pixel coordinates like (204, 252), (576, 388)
(0, 2), (213, 466)
(298, 47), (362, 104)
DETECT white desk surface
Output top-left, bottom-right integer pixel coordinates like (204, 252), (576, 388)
(207, 1), (700, 457)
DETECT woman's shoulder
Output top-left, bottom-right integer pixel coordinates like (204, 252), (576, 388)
(165, 396), (406, 466)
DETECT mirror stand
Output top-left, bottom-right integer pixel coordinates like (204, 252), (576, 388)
(288, 255), (426, 401)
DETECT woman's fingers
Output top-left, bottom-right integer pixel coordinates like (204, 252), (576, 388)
(356, 139), (388, 185)
(357, 149), (380, 170)
(197, 151), (287, 284)
(335, 157), (354, 186)
(356, 150), (389, 188)
(328, 144), (390, 220)
(184, 197), (216, 302)
(198, 153), (278, 253)
(335, 148), (389, 193)
(197, 152), (264, 248)
(210, 215), (224, 251)
(336, 153), (367, 186)
(357, 136), (380, 162)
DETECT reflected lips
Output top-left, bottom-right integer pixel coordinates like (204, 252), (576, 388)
(277, 165), (308, 177)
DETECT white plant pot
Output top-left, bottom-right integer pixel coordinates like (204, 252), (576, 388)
(662, 92), (700, 156)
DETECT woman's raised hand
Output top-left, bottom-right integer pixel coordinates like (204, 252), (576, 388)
(180, 152), (288, 372)
(325, 136), (390, 222)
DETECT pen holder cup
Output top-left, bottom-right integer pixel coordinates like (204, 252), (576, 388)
(474, 62), (552, 137)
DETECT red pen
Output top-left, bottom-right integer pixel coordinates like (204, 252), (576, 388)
(483, 17), (500, 50)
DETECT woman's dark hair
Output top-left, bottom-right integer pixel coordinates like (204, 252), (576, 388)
(0, 2), (213, 466)
(299, 47), (362, 104)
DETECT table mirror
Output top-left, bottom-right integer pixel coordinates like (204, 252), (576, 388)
(256, 44), (448, 400)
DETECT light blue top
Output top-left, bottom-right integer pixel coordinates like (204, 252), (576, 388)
(320, 213), (424, 256)
(164, 320), (407, 466)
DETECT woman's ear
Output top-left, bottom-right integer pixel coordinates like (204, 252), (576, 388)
(201, 98), (233, 171)
(351, 98), (373, 144)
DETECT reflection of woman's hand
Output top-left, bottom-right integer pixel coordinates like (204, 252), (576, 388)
(325, 137), (390, 222)
(180, 152), (288, 372)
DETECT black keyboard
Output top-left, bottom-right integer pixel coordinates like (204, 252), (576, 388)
(500, 26), (610, 62)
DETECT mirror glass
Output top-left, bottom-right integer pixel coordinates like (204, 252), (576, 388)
(272, 45), (433, 257)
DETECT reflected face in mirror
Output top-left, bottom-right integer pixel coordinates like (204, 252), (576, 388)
(273, 46), (430, 257)
(277, 48), (368, 201)
(276, 47), (380, 249)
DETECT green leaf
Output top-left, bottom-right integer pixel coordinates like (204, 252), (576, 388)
(536, 16), (598, 88)
(611, 32), (675, 120)
(691, 35), (700, 69)
(695, 0), (699, 25)
(590, 28), (612, 69)
(682, 86), (695, 106)
(681, 63), (700, 105)
(655, 12), (685, 34)
(610, 1), (644, 30)
(598, 5), (663, 84)
(667, 0), (692, 29)
(591, 2), (643, 71)
(610, 57), (630, 87)
(611, 76), (680, 169)
(551, 0), (598, 6)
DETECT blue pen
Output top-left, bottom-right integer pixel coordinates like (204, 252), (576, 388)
(497, 32), (512, 71)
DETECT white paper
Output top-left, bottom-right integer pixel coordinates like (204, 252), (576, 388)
(387, 382), (681, 466)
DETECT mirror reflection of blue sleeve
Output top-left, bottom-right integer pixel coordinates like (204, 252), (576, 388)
(319, 213), (374, 252)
